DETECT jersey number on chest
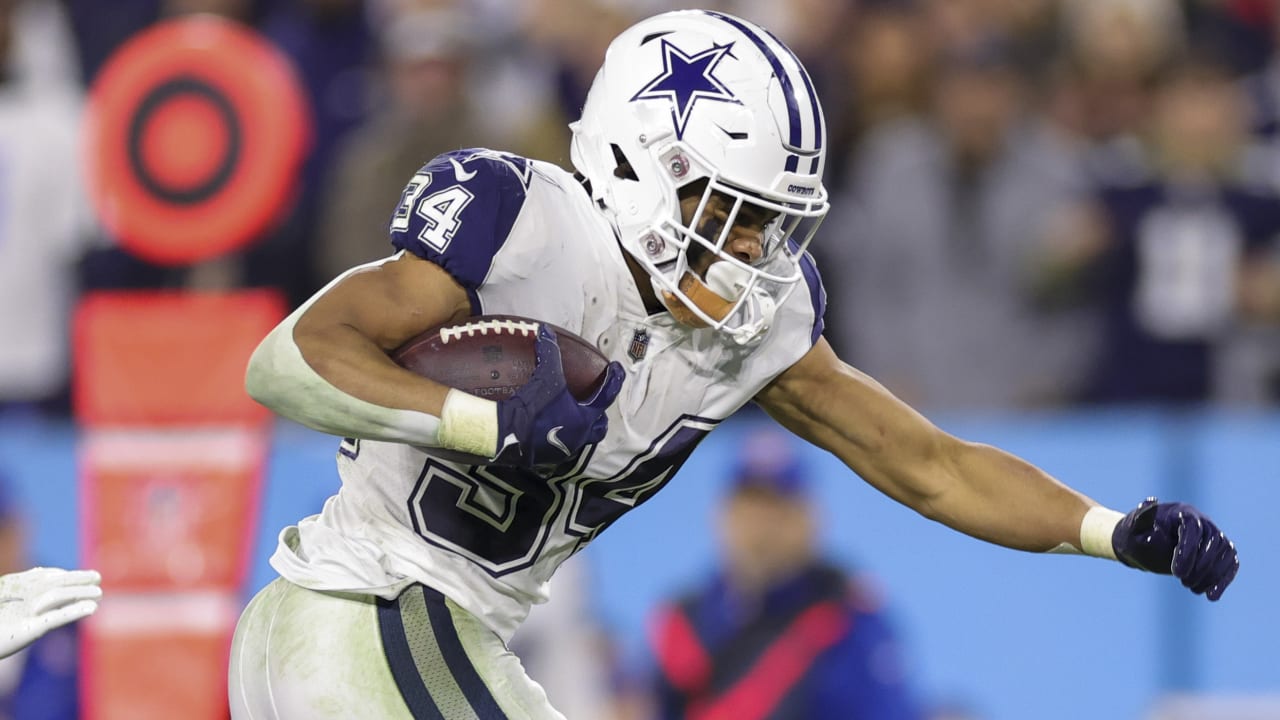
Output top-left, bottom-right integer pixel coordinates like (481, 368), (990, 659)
(405, 415), (717, 575)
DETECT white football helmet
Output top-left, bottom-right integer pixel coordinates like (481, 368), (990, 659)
(571, 10), (829, 345)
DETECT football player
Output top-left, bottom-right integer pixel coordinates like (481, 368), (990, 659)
(230, 10), (1239, 719)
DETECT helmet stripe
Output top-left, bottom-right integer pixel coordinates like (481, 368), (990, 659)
(758, 26), (823, 152)
(702, 11), (814, 157)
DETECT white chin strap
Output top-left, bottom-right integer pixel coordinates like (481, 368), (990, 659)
(704, 262), (776, 346)
(724, 292), (776, 346)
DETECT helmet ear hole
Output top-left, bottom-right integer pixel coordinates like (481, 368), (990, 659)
(610, 144), (639, 181)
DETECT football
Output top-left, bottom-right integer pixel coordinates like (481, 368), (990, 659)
(391, 315), (611, 466)
(391, 314), (610, 404)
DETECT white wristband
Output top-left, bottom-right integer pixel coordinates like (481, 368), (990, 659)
(437, 389), (499, 458)
(1080, 506), (1124, 560)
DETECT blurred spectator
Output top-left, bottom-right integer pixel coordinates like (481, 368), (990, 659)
(0, 0), (89, 414)
(11, 0), (80, 89)
(0, 473), (79, 720)
(837, 3), (933, 183)
(826, 41), (1099, 411)
(44, 0), (1280, 407)
(647, 430), (921, 720)
(314, 0), (486, 281)
(1051, 60), (1280, 405)
(1047, 0), (1184, 185)
(921, 0), (1061, 78)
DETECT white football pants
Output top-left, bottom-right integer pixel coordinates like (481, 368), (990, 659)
(228, 578), (566, 719)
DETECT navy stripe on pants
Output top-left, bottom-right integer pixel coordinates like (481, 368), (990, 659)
(376, 585), (508, 719)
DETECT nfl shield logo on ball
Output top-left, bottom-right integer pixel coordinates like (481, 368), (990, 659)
(628, 329), (650, 361)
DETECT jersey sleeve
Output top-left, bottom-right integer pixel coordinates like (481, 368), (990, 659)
(795, 245), (827, 345)
(388, 148), (533, 297)
(728, 245), (829, 395)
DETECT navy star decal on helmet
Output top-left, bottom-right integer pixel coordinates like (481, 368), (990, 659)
(630, 40), (741, 139)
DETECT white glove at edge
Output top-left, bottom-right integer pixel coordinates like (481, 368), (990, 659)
(0, 567), (102, 659)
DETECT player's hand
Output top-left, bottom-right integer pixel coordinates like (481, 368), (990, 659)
(492, 325), (625, 469)
(0, 567), (102, 659)
(1112, 498), (1239, 601)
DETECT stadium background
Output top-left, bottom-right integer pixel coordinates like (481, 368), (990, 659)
(0, 0), (1277, 718)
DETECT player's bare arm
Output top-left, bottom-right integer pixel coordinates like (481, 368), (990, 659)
(755, 337), (1093, 553)
(757, 338), (1239, 600)
(291, 252), (471, 415)
(245, 251), (473, 444)
(248, 248), (625, 463)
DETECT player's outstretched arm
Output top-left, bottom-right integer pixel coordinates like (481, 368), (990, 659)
(755, 338), (1239, 600)
(0, 567), (102, 659)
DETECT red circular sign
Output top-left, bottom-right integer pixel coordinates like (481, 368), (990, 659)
(84, 16), (311, 265)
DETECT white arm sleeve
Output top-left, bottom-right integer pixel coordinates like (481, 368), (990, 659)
(244, 253), (496, 451)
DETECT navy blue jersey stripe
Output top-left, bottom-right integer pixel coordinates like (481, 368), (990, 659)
(422, 586), (508, 719)
(791, 241), (826, 344)
(703, 11), (803, 152)
(759, 25), (823, 151)
(389, 149), (529, 296)
(376, 594), (446, 720)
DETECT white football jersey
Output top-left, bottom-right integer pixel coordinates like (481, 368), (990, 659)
(271, 149), (827, 641)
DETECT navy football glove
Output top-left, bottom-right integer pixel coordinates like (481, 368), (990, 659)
(1112, 498), (1239, 601)
(492, 325), (624, 469)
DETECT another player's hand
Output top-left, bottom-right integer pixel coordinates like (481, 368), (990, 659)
(0, 567), (102, 659)
(492, 325), (625, 469)
(1111, 498), (1239, 601)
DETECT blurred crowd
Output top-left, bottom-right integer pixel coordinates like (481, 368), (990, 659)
(1, 0), (1280, 419)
